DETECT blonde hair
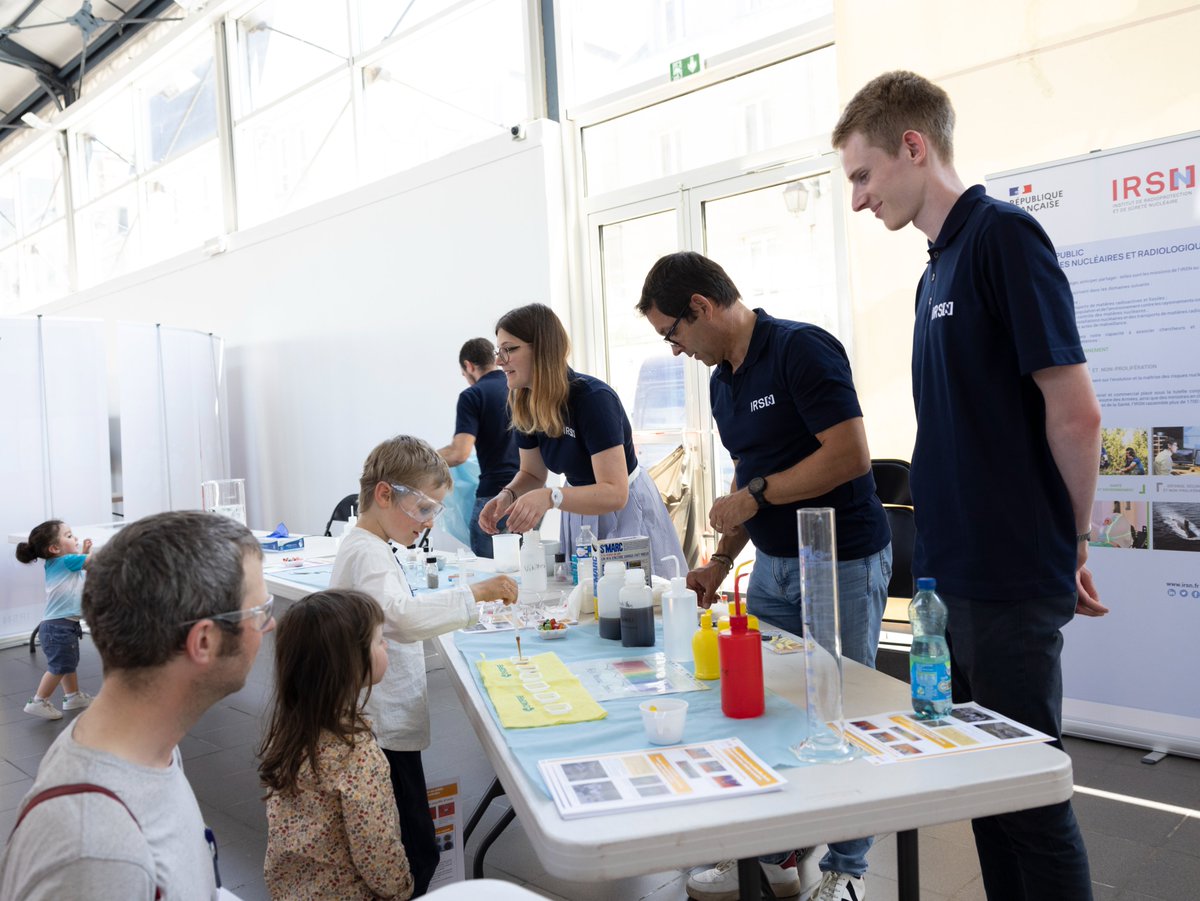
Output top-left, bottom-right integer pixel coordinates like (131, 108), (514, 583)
(358, 435), (451, 512)
(496, 303), (571, 438)
(832, 70), (955, 165)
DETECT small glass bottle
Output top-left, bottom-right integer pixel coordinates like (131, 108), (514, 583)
(425, 556), (440, 590)
(552, 552), (569, 583)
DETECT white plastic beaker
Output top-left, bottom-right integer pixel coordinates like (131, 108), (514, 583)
(639, 698), (688, 745)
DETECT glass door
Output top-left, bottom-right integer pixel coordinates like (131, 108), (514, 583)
(587, 156), (850, 572)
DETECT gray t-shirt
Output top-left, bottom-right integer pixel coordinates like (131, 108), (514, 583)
(0, 719), (217, 901)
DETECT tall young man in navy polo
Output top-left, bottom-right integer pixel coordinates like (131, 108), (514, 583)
(639, 251), (892, 901)
(834, 71), (1107, 901)
(438, 337), (519, 557)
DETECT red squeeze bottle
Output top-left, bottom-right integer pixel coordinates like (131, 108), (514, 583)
(718, 596), (764, 718)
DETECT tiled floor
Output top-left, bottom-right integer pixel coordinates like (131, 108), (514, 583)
(2, 626), (1198, 900)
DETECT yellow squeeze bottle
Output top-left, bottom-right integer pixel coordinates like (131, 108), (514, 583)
(692, 611), (720, 680)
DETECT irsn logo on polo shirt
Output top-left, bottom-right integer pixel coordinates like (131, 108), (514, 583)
(563, 426), (577, 438)
(931, 301), (954, 320)
(750, 394), (776, 412)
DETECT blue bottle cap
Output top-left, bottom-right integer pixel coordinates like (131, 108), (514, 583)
(916, 577), (937, 591)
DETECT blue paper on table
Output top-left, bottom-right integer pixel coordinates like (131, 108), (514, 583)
(267, 522), (289, 538)
(454, 622), (814, 795)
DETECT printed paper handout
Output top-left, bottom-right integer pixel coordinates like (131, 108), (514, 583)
(539, 737), (785, 819)
(567, 654), (710, 701)
(842, 704), (1053, 765)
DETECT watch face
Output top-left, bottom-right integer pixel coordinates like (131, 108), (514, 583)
(748, 477), (765, 495)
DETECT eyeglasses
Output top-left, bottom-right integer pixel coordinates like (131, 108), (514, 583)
(389, 483), (445, 522)
(494, 343), (523, 362)
(662, 309), (688, 346)
(181, 595), (275, 632)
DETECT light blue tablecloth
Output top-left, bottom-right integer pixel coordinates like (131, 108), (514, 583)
(452, 621), (813, 794)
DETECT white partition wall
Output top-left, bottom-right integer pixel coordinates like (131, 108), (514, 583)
(0, 317), (111, 643)
(118, 324), (230, 520)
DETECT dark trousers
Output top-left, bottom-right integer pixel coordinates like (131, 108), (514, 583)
(942, 591), (1093, 901)
(382, 748), (439, 897)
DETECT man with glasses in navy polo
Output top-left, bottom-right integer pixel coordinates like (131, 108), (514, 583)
(2, 511), (271, 900)
(639, 251), (892, 901)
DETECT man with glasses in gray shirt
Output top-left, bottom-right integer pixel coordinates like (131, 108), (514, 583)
(1, 512), (273, 900)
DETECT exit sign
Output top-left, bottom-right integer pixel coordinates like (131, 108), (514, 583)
(669, 54), (701, 81)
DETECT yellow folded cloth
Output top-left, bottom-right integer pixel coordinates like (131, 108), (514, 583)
(477, 651), (607, 729)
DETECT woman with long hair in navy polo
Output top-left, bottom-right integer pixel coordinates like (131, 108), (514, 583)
(478, 303), (684, 580)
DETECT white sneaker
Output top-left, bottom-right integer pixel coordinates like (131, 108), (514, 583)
(808, 871), (866, 901)
(62, 690), (94, 711)
(686, 851), (802, 901)
(24, 697), (63, 720)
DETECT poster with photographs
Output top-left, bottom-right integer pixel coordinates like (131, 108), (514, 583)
(425, 780), (464, 889)
(539, 738), (784, 819)
(843, 705), (1053, 766)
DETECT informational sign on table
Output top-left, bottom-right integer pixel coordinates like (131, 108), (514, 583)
(843, 704), (1053, 766)
(426, 780), (464, 889)
(987, 131), (1200, 755)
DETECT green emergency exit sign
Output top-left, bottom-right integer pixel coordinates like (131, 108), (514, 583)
(669, 54), (701, 81)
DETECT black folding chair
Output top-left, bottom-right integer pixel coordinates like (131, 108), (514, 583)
(871, 458), (913, 506)
(324, 493), (360, 537)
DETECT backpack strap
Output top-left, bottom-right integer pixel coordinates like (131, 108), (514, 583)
(11, 783), (162, 900)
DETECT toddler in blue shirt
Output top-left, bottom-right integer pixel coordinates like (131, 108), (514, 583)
(15, 520), (96, 720)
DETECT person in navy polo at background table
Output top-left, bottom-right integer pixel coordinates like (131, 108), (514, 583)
(478, 303), (684, 579)
(438, 337), (520, 557)
(639, 251), (892, 901)
(834, 70), (1106, 901)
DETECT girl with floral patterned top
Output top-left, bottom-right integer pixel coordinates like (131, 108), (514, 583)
(258, 590), (412, 900)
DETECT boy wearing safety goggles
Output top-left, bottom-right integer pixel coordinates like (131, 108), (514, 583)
(331, 435), (517, 895)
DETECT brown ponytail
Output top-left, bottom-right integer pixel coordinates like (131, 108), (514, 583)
(15, 520), (63, 564)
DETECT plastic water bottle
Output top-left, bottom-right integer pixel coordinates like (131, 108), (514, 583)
(908, 577), (951, 718)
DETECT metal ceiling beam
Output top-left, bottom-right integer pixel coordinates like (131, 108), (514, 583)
(0, 0), (177, 143)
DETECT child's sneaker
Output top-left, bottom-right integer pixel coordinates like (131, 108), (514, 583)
(24, 697), (63, 720)
(62, 690), (94, 711)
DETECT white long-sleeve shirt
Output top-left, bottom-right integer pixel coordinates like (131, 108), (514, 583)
(330, 527), (477, 750)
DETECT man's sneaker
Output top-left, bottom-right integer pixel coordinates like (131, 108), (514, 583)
(686, 851), (802, 901)
(62, 690), (94, 711)
(24, 697), (63, 720)
(808, 870), (866, 901)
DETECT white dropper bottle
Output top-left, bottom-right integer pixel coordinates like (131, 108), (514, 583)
(660, 555), (699, 663)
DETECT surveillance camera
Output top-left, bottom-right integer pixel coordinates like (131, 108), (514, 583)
(510, 123), (526, 141)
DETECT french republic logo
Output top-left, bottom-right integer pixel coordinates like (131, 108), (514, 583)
(1007, 182), (1062, 211)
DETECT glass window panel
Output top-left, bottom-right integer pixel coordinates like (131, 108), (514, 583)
(599, 210), (684, 469)
(583, 46), (835, 196)
(360, 0), (530, 182)
(76, 185), (142, 287)
(140, 143), (222, 265)
(0, 245), (20, 312)
(701, 171), (839, 502)
(566, 0), (830, 107)
(357, 0), (459, 51)
(17, 143), (66, 232)
(77, 91), (138, 202)
(236, 0), (351, 115)
(235, 75), (355, 228)
(142, 37), (219, 167)
(18, 220), (69, 304)
(0, 171), (16, 246)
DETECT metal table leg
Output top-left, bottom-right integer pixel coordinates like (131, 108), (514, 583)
(472, 807), (517, 879)
(897, 829), (920, 901)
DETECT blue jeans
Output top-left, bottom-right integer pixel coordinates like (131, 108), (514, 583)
(753, 545), (891, 877)
(469, 496), (508, 559)
(40, 618), (83, 675)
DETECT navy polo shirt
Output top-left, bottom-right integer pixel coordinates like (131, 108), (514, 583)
(710, 310), (889, 560)
(454, 369), (519, 498)
(515, 370), (636, 486)
(911, 185), (1085, 600)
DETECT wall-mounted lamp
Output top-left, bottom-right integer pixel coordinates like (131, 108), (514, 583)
(783, 180), (808, 214)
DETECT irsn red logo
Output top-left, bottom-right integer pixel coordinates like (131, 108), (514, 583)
(1111, 165), (1195, 200)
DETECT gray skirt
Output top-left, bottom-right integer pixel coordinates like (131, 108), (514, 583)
(559, 467), (686, 581)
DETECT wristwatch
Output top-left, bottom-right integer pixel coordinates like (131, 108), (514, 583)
(550, 487), (564, 509)
(747, 476), (770, 508)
